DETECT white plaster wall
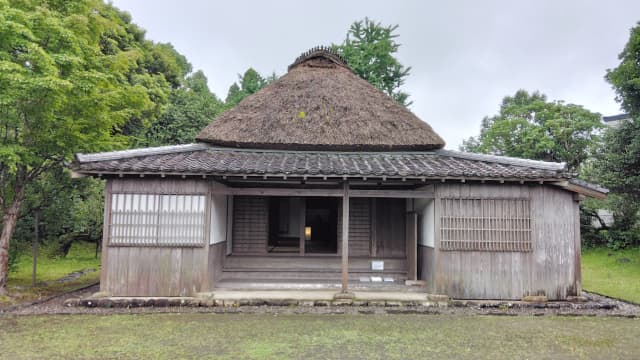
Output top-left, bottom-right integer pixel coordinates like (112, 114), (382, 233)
(414, 198), (435, 247)
(210, 194), (228, 244)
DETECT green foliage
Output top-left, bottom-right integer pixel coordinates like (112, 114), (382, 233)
(224, 68), (275, 108)
(145, 70), (223, 145)
(606, 22), (640, 117)
(334, 18), (412, 106)
(461, 90), (602, 171)
(586, 22), (640, 249)
(0, 0), (195, 290)
(596, 118), (640, 202)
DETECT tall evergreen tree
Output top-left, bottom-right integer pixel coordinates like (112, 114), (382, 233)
(224, 68), (276, 108)
(334, 18), (412, 106)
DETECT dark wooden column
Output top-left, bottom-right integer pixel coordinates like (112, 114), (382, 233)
(299, 198), (306, 256)
(341, 182), (350, 292)
(406, 211), (418, 281)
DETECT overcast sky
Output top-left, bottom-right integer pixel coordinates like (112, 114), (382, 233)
(111, 0), (639, 149)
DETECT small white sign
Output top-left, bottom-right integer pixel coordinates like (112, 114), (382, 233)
(371, 261), (384, 271)
(370, 276), (383, 282)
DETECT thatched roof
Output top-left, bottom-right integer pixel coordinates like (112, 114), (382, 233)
(196, 47), (445, 151)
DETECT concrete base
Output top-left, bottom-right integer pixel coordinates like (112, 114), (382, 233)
(333, 292), (356, 300)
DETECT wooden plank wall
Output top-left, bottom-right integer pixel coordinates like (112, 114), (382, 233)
(432, 183), (579, 300)
(337, 198), (372, 256)
(102, 178), (210, 296)
(207, 242), (227, 289)
(232, 196), (268, 254)
(374, 198), (406, 258)
(418, 246), (435, 292)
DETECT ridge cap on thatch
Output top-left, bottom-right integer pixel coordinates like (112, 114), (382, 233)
(287, 46), (350, 71)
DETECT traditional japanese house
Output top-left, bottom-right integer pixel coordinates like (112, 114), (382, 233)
(72, 47), (607, 300)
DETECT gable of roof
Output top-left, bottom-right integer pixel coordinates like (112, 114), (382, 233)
(195, 47), (445, 151)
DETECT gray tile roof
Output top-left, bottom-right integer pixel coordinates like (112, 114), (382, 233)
(568, 178), (609, 194)
(73, 144), (572, 180)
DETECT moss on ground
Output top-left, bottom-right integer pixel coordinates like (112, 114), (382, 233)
(582, 247), (640, 304)
(0, 314), (639, 359)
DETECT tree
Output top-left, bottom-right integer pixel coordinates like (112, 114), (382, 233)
(606, 22), (640, 116)
(224, 68), (276, 108)
(578, 21), (640, 249)
(460, 90), (602, 171)
(0, 0), (189, 293)
(586, 22), (640, 248)
(334, 18), (412, 106)
(145, 70), (224, 145)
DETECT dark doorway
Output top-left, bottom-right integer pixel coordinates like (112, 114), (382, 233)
(268, 197), (301, 253)
(305, 197), (338, 254)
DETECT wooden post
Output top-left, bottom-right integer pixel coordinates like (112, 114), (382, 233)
(32, 209), (39, 287)
(341, 182), (349, 292)
(299, 198), (306, 256)
(225, 195), (234, 255)
(406, 211), (417, 281)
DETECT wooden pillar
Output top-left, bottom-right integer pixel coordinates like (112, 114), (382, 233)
(341, 182), (349, 292)
(299, 198), (306, 256)
(99, 181), (112, 292)
(225, 195), (234, 255)
(406, 211), (418, 281)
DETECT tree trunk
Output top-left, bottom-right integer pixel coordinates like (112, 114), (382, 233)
(0, 192), (24, 295)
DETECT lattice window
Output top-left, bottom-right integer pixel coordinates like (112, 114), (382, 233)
(110, 193), (206, 247)
(440, 198), (532, 252)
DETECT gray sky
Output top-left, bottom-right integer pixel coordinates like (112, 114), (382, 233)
(111, 0), (640, 149)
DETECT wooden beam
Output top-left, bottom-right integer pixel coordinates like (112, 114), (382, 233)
(349, 189), (434, 198)
(211, 187), (435, 198)
(341, 182), (349, 293)
(212, 187), (343, 197)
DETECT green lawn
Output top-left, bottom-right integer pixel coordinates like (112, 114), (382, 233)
(0, 314), (638, 359)
(582, 247), (640, 304)
(1, 242), (100, 306)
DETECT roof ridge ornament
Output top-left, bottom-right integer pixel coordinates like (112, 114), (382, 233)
(288, 45), (349, 71)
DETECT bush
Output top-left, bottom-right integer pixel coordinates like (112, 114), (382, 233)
(603, 228), (640, 250)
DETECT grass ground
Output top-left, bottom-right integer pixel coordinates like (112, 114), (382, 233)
(582, 247), (640, 304)
(1, 314), (638, 359)
(0, 241), (100, 307)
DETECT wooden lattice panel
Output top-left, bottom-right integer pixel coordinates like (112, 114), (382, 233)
(109, 193), (206, 247)
(440, 198), (532, 252)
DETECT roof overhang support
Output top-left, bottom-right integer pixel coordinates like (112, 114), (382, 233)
(552, 181), (607, 200)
